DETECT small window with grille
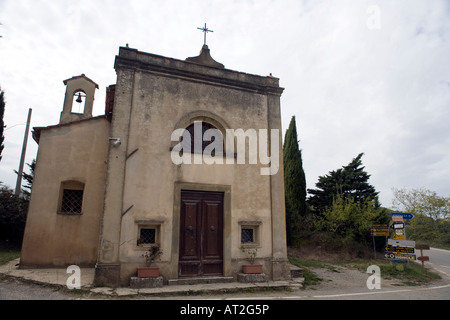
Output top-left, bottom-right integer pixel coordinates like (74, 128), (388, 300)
(241, 228), (254, 244)
(136, 223), (161, 248)
(138, 228), (156, 245)
(61, 189), (84, 214)
(58, 181), (84, 215)
(239, 221), (261, 246)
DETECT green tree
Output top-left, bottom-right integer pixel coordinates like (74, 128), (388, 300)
(0, 185), (28, 245)
(315, 193), (380, 245)
(392, 187), (450, 245)
(0, 88), (5, 162)
(307, 153), (379, 214)
(392, 187), (449, 220)
(14, 159), (35, 200)
(283, 116), (307, 245)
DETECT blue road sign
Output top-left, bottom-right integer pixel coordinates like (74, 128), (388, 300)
(391, 212), (414, 220)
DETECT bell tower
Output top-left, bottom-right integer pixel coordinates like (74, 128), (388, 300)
(60, 74), (99, 124)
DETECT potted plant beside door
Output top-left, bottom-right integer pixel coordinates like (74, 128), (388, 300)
(241, 247), (263, 274)
(137, 243), (163, 278)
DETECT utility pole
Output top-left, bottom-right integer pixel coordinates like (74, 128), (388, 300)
(15, 108), (32, 196)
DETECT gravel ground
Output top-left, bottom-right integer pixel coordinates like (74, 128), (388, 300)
(305, 265), (402, 291)
(0, 276), (71, 300)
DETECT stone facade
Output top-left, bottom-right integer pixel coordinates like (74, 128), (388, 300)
(20, 45), (290, 287)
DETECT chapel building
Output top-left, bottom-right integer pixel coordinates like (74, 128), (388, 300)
(20, 44), (290, 287)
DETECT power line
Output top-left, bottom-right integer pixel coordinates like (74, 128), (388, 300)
(5, 122), (27, 131)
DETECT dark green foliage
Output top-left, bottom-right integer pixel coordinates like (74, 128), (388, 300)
(1, 157), (34, 246)
(304, 153), (387, 251)
(307, 153), (379, 214)
(14, 159), (35, 200)
(0, 186), (28, 245)
(314, 193), (388, 249)
(283, 116), (307, 245)
(0, 89), (5, 162)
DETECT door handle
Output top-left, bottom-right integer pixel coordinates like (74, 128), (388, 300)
(210, 225), (215, 231)
(187, 225), (193, 231)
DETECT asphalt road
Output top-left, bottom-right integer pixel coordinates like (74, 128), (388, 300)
(182, 247), (450, 301)
(420, 247), (450, 278)
(284, 247), (450, 300)
(0, 248), (449, 301)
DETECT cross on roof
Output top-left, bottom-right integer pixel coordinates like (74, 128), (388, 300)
(197, 23), (213, 46)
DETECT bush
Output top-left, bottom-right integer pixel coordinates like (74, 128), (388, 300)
(0, 186), (28, 245)
(314, 193), (382, 248)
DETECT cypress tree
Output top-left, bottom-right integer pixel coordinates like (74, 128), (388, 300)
(0, 89), (5, 162)
(283, 116), (307, 245)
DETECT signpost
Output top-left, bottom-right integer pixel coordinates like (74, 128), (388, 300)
(417, 256), (429, 261)
(393, 234), (405, 240)
(385, 246), (414, 254)
(384, 252), (416, 261)
(388, 239), (415, 248)
(370, 224), (388, 258)
(392, 222), (404, 229)
(391, 212), (414, 220)
(415, 244), (430, 271)
(370, 224), (388, 236)
(386, 213), (415, 263)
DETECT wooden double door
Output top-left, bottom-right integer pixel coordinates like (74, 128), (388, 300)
(179, 190), (224, 277)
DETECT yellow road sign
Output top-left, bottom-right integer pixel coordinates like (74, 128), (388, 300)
(371, 229), (388, 236)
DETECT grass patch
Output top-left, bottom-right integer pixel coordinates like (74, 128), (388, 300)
(288, 250), (442, 288)
(0, 243), (21, 265)
(288, 256), (325, 287)
(289, 256), (339, 271)
(301, 268), (323, 287)
(335, 258), (441, 285)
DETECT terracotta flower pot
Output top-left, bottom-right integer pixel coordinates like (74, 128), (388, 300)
(242, 264), (263, 274)
(137, 267), (160, 278)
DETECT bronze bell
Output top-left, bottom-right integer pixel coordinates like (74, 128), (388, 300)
(75, 92), (83, 103)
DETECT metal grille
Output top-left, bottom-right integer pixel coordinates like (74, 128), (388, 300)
(184, 122), (221, 153)
(61, 189), (83, 214)
(139, 228), (156, 244)
(241, 228), (254, 243)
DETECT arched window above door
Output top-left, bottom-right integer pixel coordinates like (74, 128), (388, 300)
(183, 121), (222, 153)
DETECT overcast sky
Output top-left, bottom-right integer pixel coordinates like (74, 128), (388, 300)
(0, 0), (449, 207)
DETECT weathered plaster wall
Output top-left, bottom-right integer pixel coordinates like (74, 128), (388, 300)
(20, 117), (109, 267)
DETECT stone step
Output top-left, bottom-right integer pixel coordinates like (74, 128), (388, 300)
(237, 273), (267, 283)
(167, 276), (234, 286)
(290, 264), (303, 278)
(290, 277), (305, 289)
(130, 276), (163, 289)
